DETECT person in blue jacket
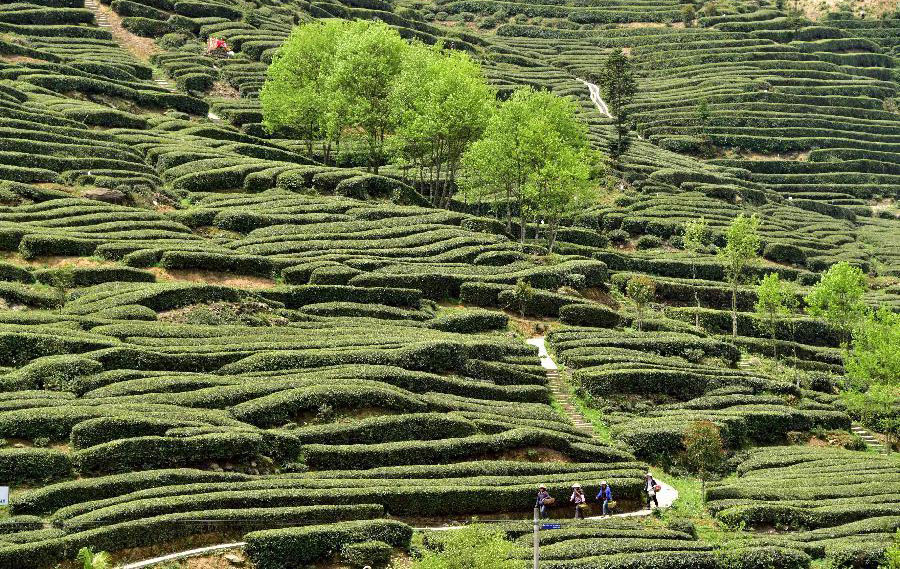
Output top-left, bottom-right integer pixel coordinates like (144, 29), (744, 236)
(596, 480), (612, 516)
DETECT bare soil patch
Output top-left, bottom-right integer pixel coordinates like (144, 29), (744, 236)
(149, 268), (276, 289)
(0, 54), (45, 64)
(476, 446), (572, 463)
(797, 0), (896, 20)
(0, 253), (113, 269)
(618, 21), (684, 28)
(95, 2), (159, 61)
(90, 534), (246, 569)
(211, 80), (240, 99)
(734, 150), (810, 161)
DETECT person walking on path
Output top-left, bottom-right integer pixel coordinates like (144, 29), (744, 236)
(645, 472), (660, 509)
(596, 480), (612, 516)
(536, 485), (553, 519)
(570, 483), (586, 519)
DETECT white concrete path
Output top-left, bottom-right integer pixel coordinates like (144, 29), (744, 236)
(526, 336), (557, 370)
(115, 337), (677, 567)
(579, 79), (612, 118)
(118, 542), (246, 569)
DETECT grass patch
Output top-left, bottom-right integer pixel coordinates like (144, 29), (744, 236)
(658, 471), (744, 545)
(571, 392), (612, 443)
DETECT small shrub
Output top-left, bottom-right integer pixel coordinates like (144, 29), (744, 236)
(608, 229), (630, 246)
(636, 235), (663, 250)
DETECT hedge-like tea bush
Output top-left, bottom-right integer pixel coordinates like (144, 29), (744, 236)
(559, 303), (622, 328)
(0, 447), (71, 483)
(245, 519), (413, 569)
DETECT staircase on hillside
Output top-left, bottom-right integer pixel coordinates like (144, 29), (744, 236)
(527, 337), (594, 435)
(851, 423), (887, 454)
(546, 368), (594, 435)
(84, 0), (110, 28)
(152, 73), (175, 92)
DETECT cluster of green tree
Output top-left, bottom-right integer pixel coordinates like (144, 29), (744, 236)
(260, 19), (607, 252)
(260, 19), (492, 205)
(748, 238), (897, 447)
(619, 214), (896, 449)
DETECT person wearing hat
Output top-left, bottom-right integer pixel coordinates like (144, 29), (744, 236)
(596, 480), (612, 516)
(570, 483), (586, 519)
(645, 472), (660, 509)
(536, 485), (553, 519)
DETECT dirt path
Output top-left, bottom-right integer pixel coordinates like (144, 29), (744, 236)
(118, 543), (246, 569)
(84, 0), (159, 61)
(578, 79), (611, 118)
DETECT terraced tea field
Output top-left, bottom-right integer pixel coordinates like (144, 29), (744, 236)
(0, 0), (897, 566)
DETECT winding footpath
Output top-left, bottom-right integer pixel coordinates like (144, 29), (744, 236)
(116, 337), (676, 568)
(578, 79), (611, 118)
(525, 335), (678, 521)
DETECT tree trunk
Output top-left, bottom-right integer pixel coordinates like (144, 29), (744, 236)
(772, 327), (778, 361)
(731, 283), (738, 337)
(547, 222), (558, 255)
(692, 263), (700, 328)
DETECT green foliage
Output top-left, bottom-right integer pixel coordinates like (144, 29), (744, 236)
(76, 547), (111, 569)
(461, 87), (594, 243)
(682, 216), (713, 326)
(680, 420), (725, 501)
(681, 4), (696, 26)
(885, 530), (900, 569)
(805, 261), (868, 344)
(597, 49), (637, 153)
(719, 214), (760, 337)
(845, 308), (900, 389)
(342, 540), (393, 569)
(261, 20), (406, 172)
(755, 273), (792, 360)
(245, 519), (413, 569)
(626, 274), (655, 332)
(509, 278), (535, 318)
(413, 524), (520, 569)
(391, 42), (494, 207)
(839, 384), (899, 446)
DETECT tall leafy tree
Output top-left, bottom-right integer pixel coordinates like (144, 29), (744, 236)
(392, 42), (495, 207)
(755, 273), (790, 360)
(682, 216), (712, 327)
(522, 142), (596, 253)
(626, 275), (656, 331)
(597, 49), (637, 154)
(261, 20), (406, 173)
(719, 213), (760, 337)
(681, 420), (725, 502)
(845, 307), (899, 389)
(805, 261), (868, 344)
(328, 20), (406, 174)
(260, 20), (347, 162)
(461, 88), (595, 245)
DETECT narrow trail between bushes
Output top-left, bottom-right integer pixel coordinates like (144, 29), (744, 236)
(522, 335), (678, 522)
(118, 543), (246, 569)
(527, 336), (593, 434)
(579, 79), (612, 118)
(115, 337), (677, 568)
